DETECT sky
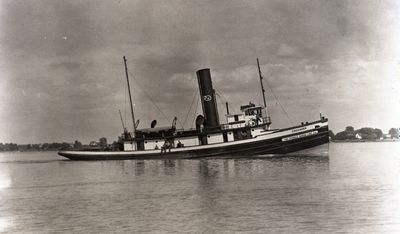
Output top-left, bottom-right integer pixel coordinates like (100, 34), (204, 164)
(0, 0), (399, 144)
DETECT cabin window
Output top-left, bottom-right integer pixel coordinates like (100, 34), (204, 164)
(234, 115), (239, 121)
(207, 135), (210, 138)
(145, 141), (147, 144)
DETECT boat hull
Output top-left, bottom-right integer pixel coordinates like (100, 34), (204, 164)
(58, 125), (330, 160)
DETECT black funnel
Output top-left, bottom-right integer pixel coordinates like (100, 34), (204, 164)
(196, 69), (220, 129)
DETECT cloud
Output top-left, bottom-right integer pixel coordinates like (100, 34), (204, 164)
(278, 44), (298, 57)
(1, 0), (400, 143)
(50, 61), (82, 70)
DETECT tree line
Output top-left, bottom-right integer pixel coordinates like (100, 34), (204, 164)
(331, 126), (400, 141)
(0, 137), (113, 152)
(0, 142), (79, 152)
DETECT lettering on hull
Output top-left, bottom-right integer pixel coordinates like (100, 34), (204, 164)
(282, 130), (318, 142)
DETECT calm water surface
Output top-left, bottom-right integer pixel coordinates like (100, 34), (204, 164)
(0, 142), (400, 233)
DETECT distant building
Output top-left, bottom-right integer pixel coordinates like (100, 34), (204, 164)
(383, 134), (392, 139)
(89, 141), (99, 147)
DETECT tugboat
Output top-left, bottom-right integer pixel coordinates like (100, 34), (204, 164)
(58, 57), (329, 160)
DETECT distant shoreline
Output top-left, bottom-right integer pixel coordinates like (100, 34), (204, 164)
(0, 150), (60, 153)
(332, 139), (400, 143)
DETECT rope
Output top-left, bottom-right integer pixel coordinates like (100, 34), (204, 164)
(215, 89), (231, 117)
(263, 72), (294, 125)
(174, 74), (198, 129)
(191, 96), (200, 128)
(215, 89), (228, 104)
(128, 71), (171, 123)
(183, 89), (199, 128)
(176, 117), (184, 129)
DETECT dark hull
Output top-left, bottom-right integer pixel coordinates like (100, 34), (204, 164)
(58, 126), (330, 160)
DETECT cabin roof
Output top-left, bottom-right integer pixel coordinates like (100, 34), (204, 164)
(242, 106), (264, 111)
(136, 127), (174, 133)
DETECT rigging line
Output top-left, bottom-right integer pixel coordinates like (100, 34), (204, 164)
(174, 74), (197, 129)
(128, 71), (170, 123)
(215, 89), (233, 119)
(215, 89), (227, 104)
(214, 91), (226, 118)
(220, 89), (228, 103)
(183, 89), (199, 128)
(263, 72), (294, 125)
(176, 116), (184, 129)
(191, 95), (200, 128)
(215, 89), (230, 112)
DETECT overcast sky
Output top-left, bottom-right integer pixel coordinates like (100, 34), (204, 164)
(1, 0), (399, 144)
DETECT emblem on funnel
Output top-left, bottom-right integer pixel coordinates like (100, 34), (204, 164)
(203, 95), (212, 101)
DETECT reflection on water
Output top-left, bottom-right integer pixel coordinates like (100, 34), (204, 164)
(0, 143), (399, 233)
(0, 217), (13, 233)
(135, 160), (145, 176)
(163, 160), (176, 176)
(0, 170), (11, 190)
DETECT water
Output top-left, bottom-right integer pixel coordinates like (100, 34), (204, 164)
(0, 142), (399, 233)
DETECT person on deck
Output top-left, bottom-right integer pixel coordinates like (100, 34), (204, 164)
(177, 141), (184, 148)
(161, 140), (171, 153)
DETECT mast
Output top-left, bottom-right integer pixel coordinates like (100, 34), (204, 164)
(257, 58), (271, 126)
(118, 109), (126, 131)
(123, 56), (136, 136)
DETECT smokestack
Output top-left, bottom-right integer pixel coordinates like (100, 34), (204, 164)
(196, 69), (220, 129)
